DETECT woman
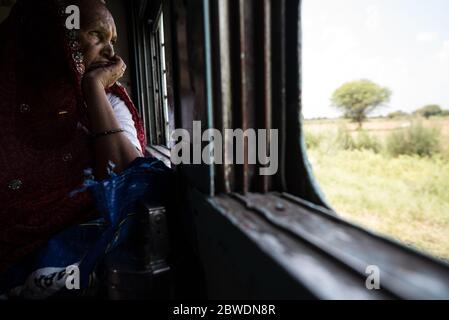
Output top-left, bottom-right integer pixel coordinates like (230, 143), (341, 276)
(78, 0), (145, 177)
(0, 0), (170, 298)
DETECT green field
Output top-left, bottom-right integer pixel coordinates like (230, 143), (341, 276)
(304, 117), (449, 261)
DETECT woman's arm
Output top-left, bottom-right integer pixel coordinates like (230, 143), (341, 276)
(82, 56), (142, 179)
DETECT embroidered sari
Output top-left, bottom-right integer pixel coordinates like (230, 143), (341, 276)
(0, 0), (170, 298)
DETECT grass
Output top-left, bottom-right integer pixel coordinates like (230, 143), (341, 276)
(304, 117), (449, 261)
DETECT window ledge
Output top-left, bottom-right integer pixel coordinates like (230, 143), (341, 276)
(206, 192), (449, 299)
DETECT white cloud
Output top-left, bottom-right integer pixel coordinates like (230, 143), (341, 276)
(436, 40), (449, 61)
(417, 32), (439, 43)
(321, 27), (359, 55)
(364, 5), (381, 31)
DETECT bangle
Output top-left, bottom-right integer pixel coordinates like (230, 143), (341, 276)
(91, 128), (125, 139)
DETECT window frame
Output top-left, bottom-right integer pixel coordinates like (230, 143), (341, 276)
(127, 0), (449, 299)
(129, 0), (174, 164)
(149, 10), (171, 146)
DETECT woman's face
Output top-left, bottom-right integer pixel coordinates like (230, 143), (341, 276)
(78, 2), (117, 72)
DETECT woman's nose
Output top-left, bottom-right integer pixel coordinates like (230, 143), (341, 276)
(102, 43), (115, 59)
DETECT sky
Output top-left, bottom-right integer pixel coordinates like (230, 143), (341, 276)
(302, 0), (449, 119)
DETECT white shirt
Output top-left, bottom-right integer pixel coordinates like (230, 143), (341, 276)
(107, 93), (142, 153)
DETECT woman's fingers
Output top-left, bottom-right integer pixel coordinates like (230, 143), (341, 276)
(83, 55), (127, 89)
(107, 56), (126, 77)
(112, 55), (124, 67)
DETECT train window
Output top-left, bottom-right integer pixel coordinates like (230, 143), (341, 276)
(150, 12), (171, 146)
(303, 0), (449, 261)
(129, 1), (174, 165)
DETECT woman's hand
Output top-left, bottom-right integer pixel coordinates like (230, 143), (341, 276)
(81, 57), (141, 179)
(83, 55), (126, 90)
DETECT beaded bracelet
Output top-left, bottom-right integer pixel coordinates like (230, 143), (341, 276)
(91, 128), (125, 139)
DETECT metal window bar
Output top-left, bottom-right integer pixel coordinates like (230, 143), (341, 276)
(150, 12), (171, 146)
(159, 14), (171, 145)
(208, 0), (279, 195)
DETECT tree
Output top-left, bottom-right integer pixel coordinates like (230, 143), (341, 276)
(413, 105), (443, 118)
(331, 80), (392, 128)
(387, 110), (409, 119)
